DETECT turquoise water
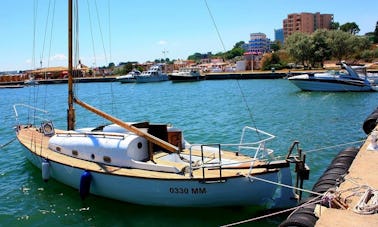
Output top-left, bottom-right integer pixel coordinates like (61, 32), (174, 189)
(0, 79), (377, 226)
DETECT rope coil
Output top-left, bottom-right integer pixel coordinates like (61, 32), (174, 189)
(353, 187), (378, 215)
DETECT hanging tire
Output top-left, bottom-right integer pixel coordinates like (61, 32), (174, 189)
(312, 183), (337, 194)
(322, 167), (347, 175)
(363, 107), (378, 134)
(326, 161), (351, 171)
(280, 147), (359, 226)
(316, 173), (344, 184)
(330, 156), (355, 164)
(339, 147), (359, 154)
(279, 212), (318, 227)
(312, 179), (338, 189)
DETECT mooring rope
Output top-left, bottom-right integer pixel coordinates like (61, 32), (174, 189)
(247, 174), (323, 197)
(221, 195), (322, 227)
(304, 139), (365, 154)
(0, 137), (17, 149)
(340, 177), (378, 215)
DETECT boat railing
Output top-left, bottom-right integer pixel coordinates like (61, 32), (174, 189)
(55, 131), (128, 139)
(187, 126), (276, 181)
(13, 103), (50, 126)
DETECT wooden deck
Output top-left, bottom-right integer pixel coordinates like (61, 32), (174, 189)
(315, 130), (378, 226)
(16, 126), (274, 180)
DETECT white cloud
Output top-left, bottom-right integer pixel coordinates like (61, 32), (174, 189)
(50, 54), (67, 61)
(157, 40), (167, 45)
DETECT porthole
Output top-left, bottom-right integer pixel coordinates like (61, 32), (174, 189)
(137, 142), (142, 149)
(56, 147), (61, 152)
(103, 156), (111, 163)
(91, 154), (95, 160)
(72, 150), (78, 156)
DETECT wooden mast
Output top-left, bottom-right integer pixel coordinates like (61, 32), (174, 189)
(74, 98), (179, 153)
(67, 0), (75, 130)
(66, 0), (178, 153)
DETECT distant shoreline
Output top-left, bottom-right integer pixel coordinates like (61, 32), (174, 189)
(1, 68), (378, 86)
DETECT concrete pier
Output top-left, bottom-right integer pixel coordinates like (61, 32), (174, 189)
(315, 130), (378, 226)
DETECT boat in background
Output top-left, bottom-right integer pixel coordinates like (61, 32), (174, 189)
(0, 84), (25, 89)
(288, 61), (378, 92)
(352, 65), (378, 84)
(115, 69), (141, 83)
(169, 67), (204, 82)
(135, 64), (168, 83)
(24, 76), (39, 86)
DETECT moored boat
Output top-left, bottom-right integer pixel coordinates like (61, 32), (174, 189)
(135, 64), (168, 83)
(115, 69), (141, 83)
(169, 67), (204, 82)
(288, 61), (377, 92)
(14, 0), (310, 209)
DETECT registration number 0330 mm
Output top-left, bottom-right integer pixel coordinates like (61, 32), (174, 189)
(169, 187), (207, 194)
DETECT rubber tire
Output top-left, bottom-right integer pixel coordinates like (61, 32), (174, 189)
(279, 212), (318, 227)
(312, 183), (337, 194)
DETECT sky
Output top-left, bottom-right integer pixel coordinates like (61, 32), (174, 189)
(0, 0), (377, 71)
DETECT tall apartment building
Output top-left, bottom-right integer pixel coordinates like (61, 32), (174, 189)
(244, 32), (271, 54)
(283, 12), (333, 39)
(274, 28), (284, 44)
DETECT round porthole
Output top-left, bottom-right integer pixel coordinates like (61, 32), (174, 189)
(137, 142), (142, 149)
(91, 154), (95, 160)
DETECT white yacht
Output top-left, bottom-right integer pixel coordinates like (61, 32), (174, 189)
(135, 64), (168, 83)
(115, 69), (141, 83)
(288, 61), (378, 92)
(169, 67), (203, 82)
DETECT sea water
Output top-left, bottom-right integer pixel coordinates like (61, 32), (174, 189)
(0, 79), (377, 226)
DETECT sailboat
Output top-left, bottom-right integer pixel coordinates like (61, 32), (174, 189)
(14, 0), (309, 208)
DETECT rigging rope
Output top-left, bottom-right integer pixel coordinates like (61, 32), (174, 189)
(94, 0), (108, 64)
(44, 0), (56, 112)
(86, 0), (97, 67)
(203, 0), (261, 140)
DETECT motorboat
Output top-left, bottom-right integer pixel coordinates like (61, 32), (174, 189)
(352, 65), (378, 84)
(24, 76), (39, 86)
(169, 67), (204, 82)
(13, 0), (310, 209)
(135, 64), (168, 83)
(288, 61), (378, 92)
(115, 69), (141, 83)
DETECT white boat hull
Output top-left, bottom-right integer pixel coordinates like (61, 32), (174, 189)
(289, 79), (374, 91)
(135, 74), (168, 83)
(23, 148), (290, 207)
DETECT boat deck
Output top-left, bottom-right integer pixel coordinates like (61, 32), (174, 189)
(16, 126), (275, 180)
(315, 129), (378, 226)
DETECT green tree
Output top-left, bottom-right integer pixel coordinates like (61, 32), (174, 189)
(284, 32), (313, 67)
(187, 52), (205, 61)
(327, 30), (354, 61)
(311, 29), (331, 67)
(340, 22), (360, 35)
(261, 52), (284, 70)
(233, 41), (245, 49)
(270, 40), (281, 52)
(330, 22), (340, 30)
(374, 21), (378, 43)
(122, 62), (134, 74)
(351, 35), (372, 61)
(108, 62), (115, 68)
